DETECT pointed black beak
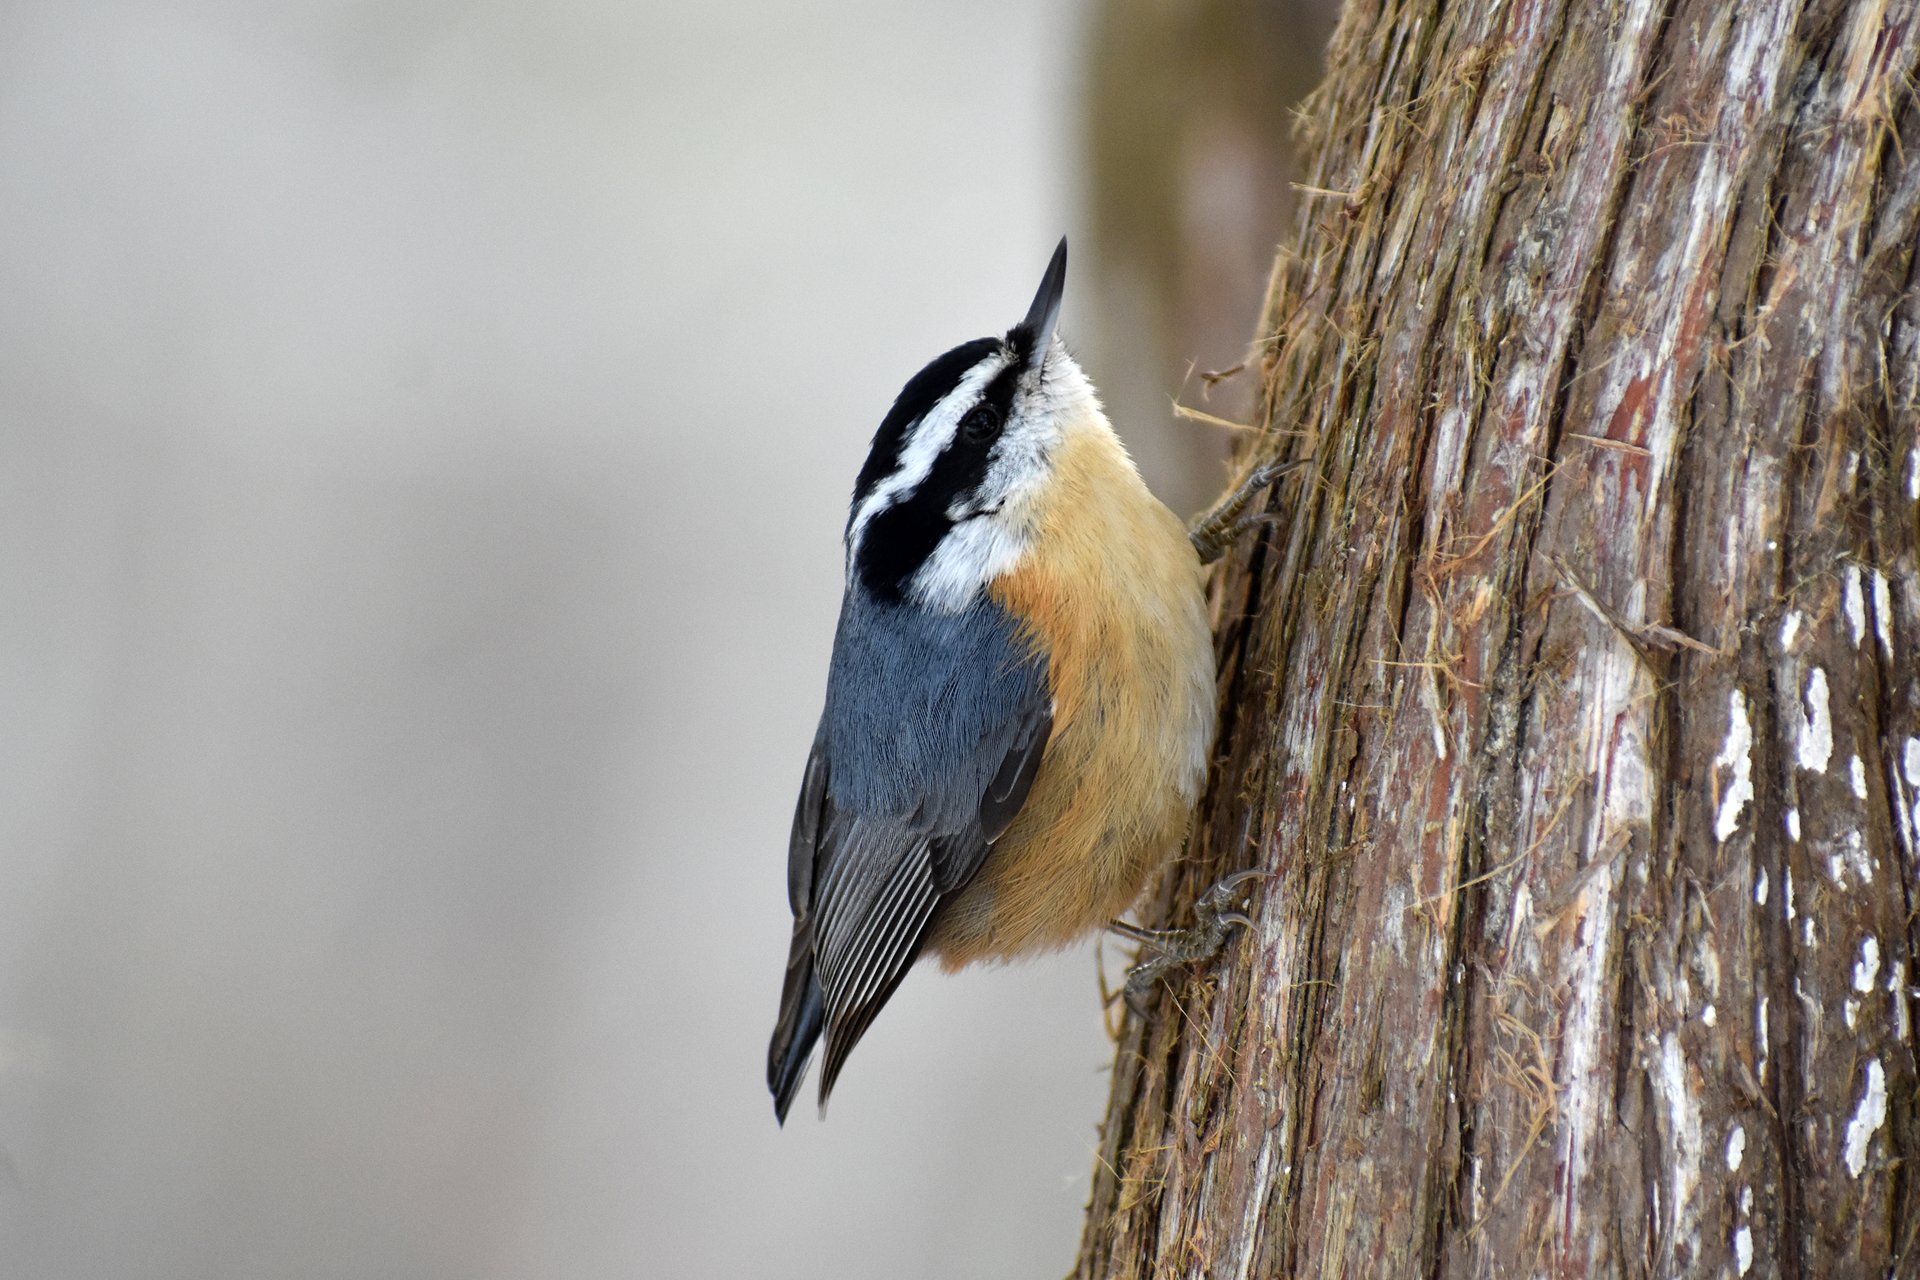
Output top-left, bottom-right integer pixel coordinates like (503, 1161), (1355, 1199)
(1018, 236), (1067, 371)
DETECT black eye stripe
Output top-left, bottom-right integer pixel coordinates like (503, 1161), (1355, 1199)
(960, 403), (1000, 441)
(850, 338), (998, 519)
(853, 352), (1025, 601)
(967, 359), (1021, 440)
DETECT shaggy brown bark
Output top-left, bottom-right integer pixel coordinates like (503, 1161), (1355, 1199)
(1077, 2), (1920, 1276)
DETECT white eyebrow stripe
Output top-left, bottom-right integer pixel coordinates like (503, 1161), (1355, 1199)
(847, 351), (1008, 558)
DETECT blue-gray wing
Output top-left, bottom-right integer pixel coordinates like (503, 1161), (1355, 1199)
(768, 588), (1050, 1117)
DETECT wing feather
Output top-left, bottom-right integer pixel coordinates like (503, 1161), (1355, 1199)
(816, 825), (931, 1012)
(786, 728), (829, 913)
(768, 590), (1050, 1117)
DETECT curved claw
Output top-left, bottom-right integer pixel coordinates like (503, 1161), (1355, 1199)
(1118, 868), (1270, 1002)
(1204, 867), (1269, 898)
(1246, 459), (1304, 489)
(1188, 458), (1305, 564)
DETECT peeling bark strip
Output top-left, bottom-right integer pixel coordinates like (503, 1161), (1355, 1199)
(1076, 2), (1920, 1277)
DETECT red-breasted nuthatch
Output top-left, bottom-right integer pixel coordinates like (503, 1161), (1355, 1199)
(769, 239), (1283, 1121)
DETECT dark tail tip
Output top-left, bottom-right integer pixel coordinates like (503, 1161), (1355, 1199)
(769, 941), (826, 1125)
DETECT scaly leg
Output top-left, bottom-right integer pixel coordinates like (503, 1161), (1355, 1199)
(1188, 459), (1303, 565)
(1112, 869), (1267, 1002)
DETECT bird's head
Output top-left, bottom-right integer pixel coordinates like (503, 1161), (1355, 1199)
(845, 238), (1104, 611)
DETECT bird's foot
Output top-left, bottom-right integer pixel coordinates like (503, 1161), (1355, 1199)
(1188, 459), (1302, 565)
(1112, 869), (1266, 1005)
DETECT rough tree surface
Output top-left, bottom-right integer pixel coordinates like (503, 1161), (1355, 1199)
(1076, 1), (1920, 1276)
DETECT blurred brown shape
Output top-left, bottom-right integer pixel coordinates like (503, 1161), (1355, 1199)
(1080, 0), (1338, 515)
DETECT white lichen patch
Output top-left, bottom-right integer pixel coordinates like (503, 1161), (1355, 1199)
(1843, 828), (1873, 884)
(1785, 868), (1797, 921)
(1843, 1059), (1888, 1178)
(1382, 880), (1410, 961)
(1725, 1124), (1746, 1172)
(1855, 937), (1881, 992)
(1844, 564), (1867, 645)
(1734, 1180), (1755, 1275)
(1786, 808), (1801, 841)
(1756, 996), (1770, 1081)
(1429, 406), (1471, 492)
(1714, 691), (1755, 841)
(1548, 585), (1666, 1236)
(1796, 669), (1834, 773)
(1850, 755), (1869, 799)
(1872, 570), (1894, 655)
(1903, 740), (1920, 861)
(1655, 1032), (1703, 1253)
(1754, 868), (1769, 905)
(1702, 1003), (1717, 1027)
(1803, 916), (1817, 948)
(1909, 445), (1920, 501)
(1780, 610), (1803, 651)
(1845, 998), (1860, 1029)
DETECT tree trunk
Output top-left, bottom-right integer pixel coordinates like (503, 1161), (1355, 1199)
(1075, 2), (1920, 1276)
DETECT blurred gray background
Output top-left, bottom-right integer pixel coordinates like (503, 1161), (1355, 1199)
(0, 2), (1329, 1275)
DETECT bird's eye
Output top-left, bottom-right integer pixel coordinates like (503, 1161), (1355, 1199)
(960, 404), (1001, 443)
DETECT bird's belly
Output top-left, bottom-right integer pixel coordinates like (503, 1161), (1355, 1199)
(924, 744), (1198, 967)
(925, 617), (1214, 967)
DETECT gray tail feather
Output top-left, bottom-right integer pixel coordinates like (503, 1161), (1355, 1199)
(768, 928), (825, 1124)
(815, 912), (936, 1112)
